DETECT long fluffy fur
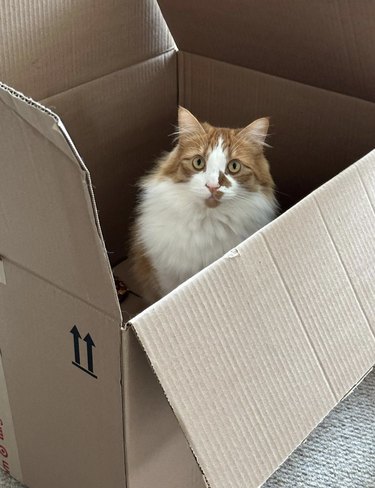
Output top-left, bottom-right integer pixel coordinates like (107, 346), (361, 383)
(130, 107), (277, 303)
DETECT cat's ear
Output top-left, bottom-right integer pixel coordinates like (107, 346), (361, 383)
(177, 106), (205, 139)
(238, 117), (270, 147)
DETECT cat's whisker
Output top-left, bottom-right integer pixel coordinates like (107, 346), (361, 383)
(274, 189), (292, 198)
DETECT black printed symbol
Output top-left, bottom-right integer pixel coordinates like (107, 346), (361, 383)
(70, 325), (97, 379)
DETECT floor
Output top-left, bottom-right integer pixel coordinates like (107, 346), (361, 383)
(1, 369), (375, 487)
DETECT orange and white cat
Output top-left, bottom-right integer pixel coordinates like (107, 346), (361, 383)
(130, 107), (277, 303)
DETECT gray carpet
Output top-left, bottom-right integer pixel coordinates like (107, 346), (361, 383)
(1, 369), (375, 487)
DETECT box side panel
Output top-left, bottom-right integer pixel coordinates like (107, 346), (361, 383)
(0, 85), (120, 318)
(160, 0), (375, 101)
(42, 51), (178, 263)
(122, 328), (205, 488)
(133, 237), (339, 488)
(178, 52), (375, 212)
(314, 152), (375, 334)
(0, 0), (174, 100)
(0, 260), (125, 488)
(133, 152), (375, 488)
(263, 170), (375, 397)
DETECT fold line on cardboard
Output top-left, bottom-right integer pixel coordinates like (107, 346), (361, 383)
(56, 118), (111, 256)
(0, 82), (58, 121)
(0, 86), (78, 168)
(355, 163), (375, 217)
(260, 233), (339, 403)
(179, 51), (375, 108)
(41, 48), (177, 105)
(56, 113), (120, 293)
(4, 256), (120, 324)
(0, 82), (120, 316)
(312, 195), (375, 340)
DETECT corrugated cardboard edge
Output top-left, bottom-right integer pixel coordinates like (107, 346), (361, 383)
(0, 81), (107, 255)
(0, 80), (122, 318)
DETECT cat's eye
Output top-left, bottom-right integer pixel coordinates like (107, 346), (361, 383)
(227, 160), (241, 174)
(192, 156), (205, 171)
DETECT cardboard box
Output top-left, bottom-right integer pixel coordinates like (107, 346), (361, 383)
(1, 1), (375, 487)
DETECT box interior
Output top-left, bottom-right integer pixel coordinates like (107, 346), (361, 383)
(2, 1), (374, 273)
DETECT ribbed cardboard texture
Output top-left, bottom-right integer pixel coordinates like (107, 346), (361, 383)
(158, 0), (375, 101)
(0, 0), (174, 100)
(133, 151), (375, 488)
(1, 1), (375, 487)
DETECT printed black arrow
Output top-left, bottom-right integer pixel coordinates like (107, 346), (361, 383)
(70, 325), (81, 365)
(70, 326), (97, 379)
(83, 333), (96, 374)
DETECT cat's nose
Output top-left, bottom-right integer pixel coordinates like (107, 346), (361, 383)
(205, 183), (221, 193)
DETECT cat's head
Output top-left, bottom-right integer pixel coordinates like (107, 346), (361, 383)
(158, 107), (275, 208)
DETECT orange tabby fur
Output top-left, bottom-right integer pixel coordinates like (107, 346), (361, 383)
(129, 107), (276, 303)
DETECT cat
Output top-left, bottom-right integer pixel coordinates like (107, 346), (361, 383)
(129, 107), (277, 304)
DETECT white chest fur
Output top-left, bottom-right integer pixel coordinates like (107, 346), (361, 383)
(138, 179), (276, 295)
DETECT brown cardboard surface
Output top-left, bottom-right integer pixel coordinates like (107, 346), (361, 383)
(0, 259), (125, 488)
(133, 152), (375, 488)
(42, 51), (178, 264)
(264, 168), (375, 398)
(0, 0), (174, 100)
(178, 52), (375, 211)
(316, 152), (375, 334)
(0, 352), (22, 481)
(122, 328), (205, 488)
(158, 0), (375, 101)
(0, 83), (120, 319)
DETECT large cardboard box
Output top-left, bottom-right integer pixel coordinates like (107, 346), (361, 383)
(1, 1), (375, 487)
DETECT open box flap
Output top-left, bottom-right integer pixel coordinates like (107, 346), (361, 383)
(157, 0), (375, 102)
(0, 0), (174, 100)
(132, 150), (375, 488)
(0, 82), (121, 322)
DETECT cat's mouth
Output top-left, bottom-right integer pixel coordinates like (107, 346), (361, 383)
(205, 193), (223, 208)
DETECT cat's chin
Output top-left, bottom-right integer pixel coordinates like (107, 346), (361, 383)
(205, 196), (221, 208)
